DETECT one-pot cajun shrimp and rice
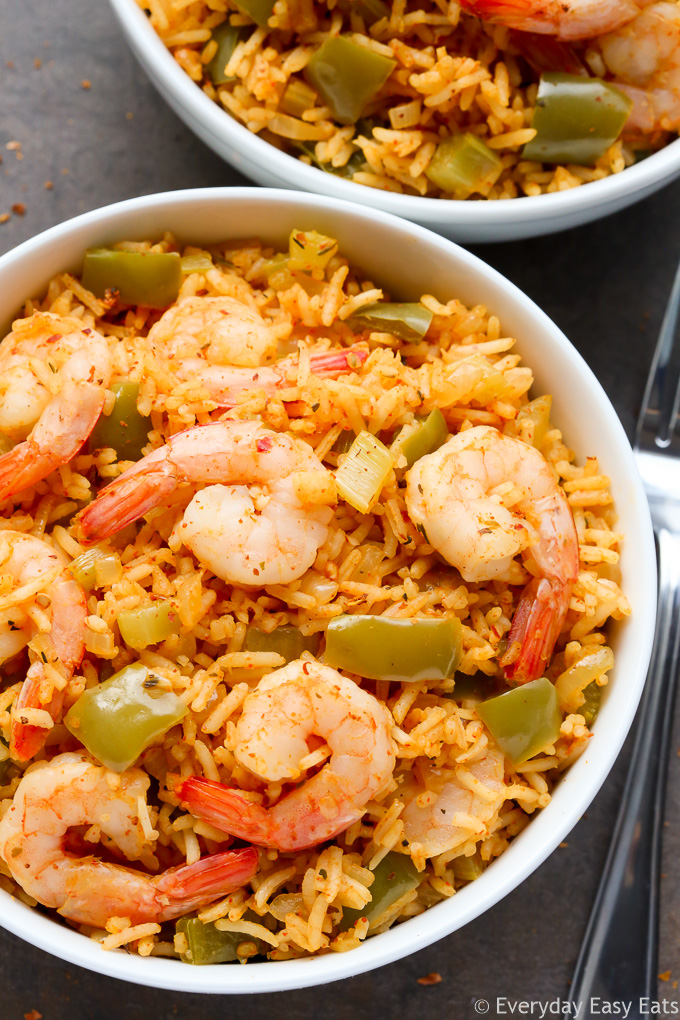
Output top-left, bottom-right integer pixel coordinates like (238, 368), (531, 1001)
(139, 0), (680, 200)
(0, 231), (629, 963)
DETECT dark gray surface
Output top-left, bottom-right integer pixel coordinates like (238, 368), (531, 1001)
(1, 1), (679, 1016)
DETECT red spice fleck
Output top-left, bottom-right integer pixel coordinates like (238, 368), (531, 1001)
(256, 437), (272, 453)
(417, 973), (442, 986)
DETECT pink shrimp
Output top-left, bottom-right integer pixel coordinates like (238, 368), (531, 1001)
(78, 420), (335, 586)
(405, 425), (579, 684)
(0, 312), (114, 501)
(0, 532), (87, 761)
(459, 0), (644, 40)
(178, 660), (396, 851)
(0, 753), (258, 928)
(147, 292), (368, 407)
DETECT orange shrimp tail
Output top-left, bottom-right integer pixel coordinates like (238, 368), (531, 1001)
(502, 576), (571, 684)
(178, 777), (273, 846)
(155, 847), (259, 919)
(460, 0), (552, 29)
(10, 661), (65, 762)
(308, 345), (368, 379)
(78, 461), (177, 541)
(0, 381), (105, 502)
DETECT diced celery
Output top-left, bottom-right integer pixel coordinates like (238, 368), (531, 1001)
(426, 133), (503, 198)
(180, 252), (215, 274)
(117, 600), (181, 650)
(304, 36), (396, 125)
(516, 395), (552, 449)
(280, 78), (318, 118)
(89, 382), (151, 462)
(335, 430), (392, 513)
(395, 408), (448, 467)
(0, 433), (15, 456)
(351, 302), (433, 342)
(206, 23), (246, 84)
(245, 626), (320, 663)
(339, 852), (420, 931)
(82, 249), (181, 309)
(288, 229), (338, 273)
(64, 663), (187, 772)
(477, 677), (562, 765)
(325, 615), (462, 682)
(554, 646), (614, 714)
(69, 548), (120, 592)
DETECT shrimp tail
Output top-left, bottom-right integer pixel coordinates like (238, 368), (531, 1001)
(501, 576), (571, 684)
(10, 661), (65, 762)
(155, 847), (259, 920)
(308, 345), (368, 378)
(177, 777), (273, 846)
(0, 381), (105, 502)
(78, 460), (177, 541)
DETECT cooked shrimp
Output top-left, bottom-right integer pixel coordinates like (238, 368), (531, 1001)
(597, 2), (680, 130)
(148, 293), (368, 408)
(0, 312), (114, 501)
(178, 660), (397, 851)
(148, 295), (278, 368)
(459, 0), (644, 40)
(78, 420), (335, 586)
(0, 532), (87, 762)
(0, 753), (259, 928)
(401, 745), (507, 858)
(405, 425), (579, 683)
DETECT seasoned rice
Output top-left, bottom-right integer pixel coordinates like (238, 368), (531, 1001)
(0, 230), (630, 962)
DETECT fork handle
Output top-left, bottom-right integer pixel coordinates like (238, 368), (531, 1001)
(568, 528), (680, 1011)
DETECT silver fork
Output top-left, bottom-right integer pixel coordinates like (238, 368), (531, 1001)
(568, 261), (680, 1012)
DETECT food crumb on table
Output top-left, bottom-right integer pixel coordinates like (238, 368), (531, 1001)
(44, 180), (53, 190)
(417, 973), (443, 986)
(11, 203), (26, 216)
(81, 79), (91, 89)
(24, 1010), (43, 1020)
(0, 214), (9, 224)
(659, 971), (671, 982)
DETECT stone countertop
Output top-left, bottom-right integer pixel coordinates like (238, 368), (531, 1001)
(1, 2), (678, 1016)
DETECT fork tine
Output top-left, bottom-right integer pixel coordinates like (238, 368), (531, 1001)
(635, 257), (680, 450)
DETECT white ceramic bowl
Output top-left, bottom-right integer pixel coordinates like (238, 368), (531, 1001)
(108, 0), (680, 243)
(0, 188), (656, 992)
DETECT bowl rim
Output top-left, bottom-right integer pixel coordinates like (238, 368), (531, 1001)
(108, 0), (680, 228)
(0, 187), (657, 994)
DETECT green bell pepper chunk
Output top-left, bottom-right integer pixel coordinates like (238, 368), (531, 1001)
(89, 382), (151, 462)
(118, 600), (182, 650)
(395, 408), (448, 468)
(234, 0), (275, 27)
(476, 676), (562, 765)
(206, 23), (246, 84)
(82, 249), (181, 309)
(351, 302), (433, 342)
(340, 851), (420, 931)
(245, 625), (320, 663)
(280, 78), (318, 118)
(64, 664), (187, 772)
(305, 36), (396, 126)
(580, 680), (602, 726)
(452, 851), (483, 883)
(325, 615), (462, 682)
(176, 916), (265, 965)
(426, 133), (503, 198)
(522, 73), (632, 166)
